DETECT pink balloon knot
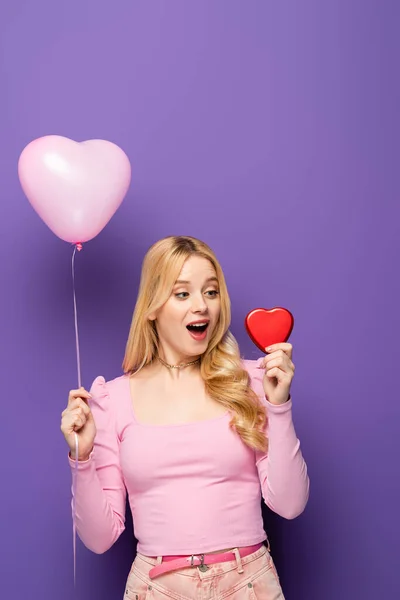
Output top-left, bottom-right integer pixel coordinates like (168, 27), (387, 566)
(75, 243), (83, 252)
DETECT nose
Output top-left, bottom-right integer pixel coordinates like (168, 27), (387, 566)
(191, 293), (208, 313)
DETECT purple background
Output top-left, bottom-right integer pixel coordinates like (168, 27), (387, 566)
(1, 1), (398, 599)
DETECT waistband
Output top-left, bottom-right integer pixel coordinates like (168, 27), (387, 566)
(144, 543), (265, 579)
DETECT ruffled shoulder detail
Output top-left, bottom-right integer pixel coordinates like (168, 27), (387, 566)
(90, 375), (107, 394)
(87, 376), (115, 427)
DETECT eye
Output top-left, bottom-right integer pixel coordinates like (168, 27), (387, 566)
(206, 290), (219, 297)
(175, 292), (189, 299)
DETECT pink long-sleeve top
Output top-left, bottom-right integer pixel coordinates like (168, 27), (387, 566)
(68, 358), (310, 556)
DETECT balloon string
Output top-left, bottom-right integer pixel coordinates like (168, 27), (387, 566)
(72, 242), (83, 589)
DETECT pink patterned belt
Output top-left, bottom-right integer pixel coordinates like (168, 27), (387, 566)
(148, 543), (264, 579)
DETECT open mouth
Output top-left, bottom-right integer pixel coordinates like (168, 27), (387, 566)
(186, 323), (209, 334)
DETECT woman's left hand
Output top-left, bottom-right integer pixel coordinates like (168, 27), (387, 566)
(259, 343), (295, 405)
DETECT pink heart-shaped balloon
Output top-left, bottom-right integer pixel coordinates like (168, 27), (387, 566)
(18, 135), (132, 243)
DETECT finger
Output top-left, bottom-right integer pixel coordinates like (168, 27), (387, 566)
(73, 399), (91, 415)
(265, 352), (294, 369)
(79, 401), (91, 416)
(265, 356), (294, 374)
(258, 353), (283, 370)
(265, 366), (291, 383)
(65, 398), (91, 415)
(69, 387), (91, 398)
(72, 407), (88, 425)
(72, 418), (85, 432)
(70, 405), (86, 417)
(265, 343), (293, 359)
(265, 350), (285, 362)
(61, 411), (86, 434)
(68, 388), (91, 405)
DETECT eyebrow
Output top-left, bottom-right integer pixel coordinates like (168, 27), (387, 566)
(174, 277), (219, 286)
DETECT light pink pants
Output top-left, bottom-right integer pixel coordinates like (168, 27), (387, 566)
(123, 544), (285, 599)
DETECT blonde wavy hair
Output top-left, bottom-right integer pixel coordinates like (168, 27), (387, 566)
(122, 235), (268, 452)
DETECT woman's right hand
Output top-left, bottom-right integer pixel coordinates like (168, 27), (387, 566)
(61, 387), (97, 460)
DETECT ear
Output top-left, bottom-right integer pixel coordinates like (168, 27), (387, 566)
(148, 306), (159, 321)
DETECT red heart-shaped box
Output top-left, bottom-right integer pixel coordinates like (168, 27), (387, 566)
(245, 307), (294, 353)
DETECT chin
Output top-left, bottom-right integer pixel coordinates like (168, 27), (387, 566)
(186, 343), (207, 355)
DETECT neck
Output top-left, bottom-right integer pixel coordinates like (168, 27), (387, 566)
(155, 348), (201, 380)
(157, 355), (200, 369)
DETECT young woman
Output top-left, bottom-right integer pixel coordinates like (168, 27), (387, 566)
(61, 235), (309, 599)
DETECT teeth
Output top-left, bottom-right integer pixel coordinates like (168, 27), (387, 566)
(189, 323), (208, 327)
